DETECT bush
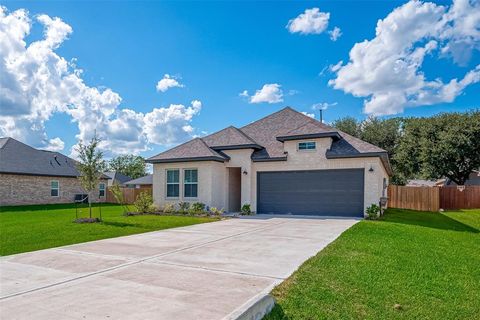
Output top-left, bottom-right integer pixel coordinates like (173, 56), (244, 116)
(189, 202), (206, 215)
(163, 203), (176, 214)
(241, 204), (252, 215)
(209, 207), (224, 216)
(366, 204), (381, 220)
(134, 191), (154, 213)
(178, 202), (190, 214)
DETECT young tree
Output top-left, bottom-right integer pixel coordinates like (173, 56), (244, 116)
(108, 155), (147, 179)
(110, 183), (128, 214)
(76, 135), (106, 219)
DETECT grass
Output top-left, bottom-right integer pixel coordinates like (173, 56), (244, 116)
(264, 208), (480, 320)
(0, 203), (218, 256)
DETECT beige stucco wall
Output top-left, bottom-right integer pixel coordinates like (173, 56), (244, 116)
(152, 137), (389, 216)
(0, 173), (107, 206)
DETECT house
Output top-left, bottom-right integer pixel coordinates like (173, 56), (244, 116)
(406, 179), (445, 187)
(0, 137), (108, 206)
(104, 171), (133, 187)
(124, 174), (153, 188)
(146, 107), (391, 217)
(445, 170), (480, 186)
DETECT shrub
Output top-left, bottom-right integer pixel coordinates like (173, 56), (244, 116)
(178, 202), (190, 214)
(163, 203), (175, 214)
(189, 202), (206, 215)
(366, 204), (381, 220)
(134, 191), (154, 213)
(209, 207), (224, 216)
(241, 204), (252, 215)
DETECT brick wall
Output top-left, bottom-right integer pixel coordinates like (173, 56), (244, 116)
(0, 173), (107, 206)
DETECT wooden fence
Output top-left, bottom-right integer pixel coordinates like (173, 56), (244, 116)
(388, 185), (480, 211)
(440, 186), (480, 209)
(106, 186), (152, 204)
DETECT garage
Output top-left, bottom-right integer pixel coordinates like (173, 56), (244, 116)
(257, 168), (364, 217)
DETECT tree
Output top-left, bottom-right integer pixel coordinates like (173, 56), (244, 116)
(395, 111), (480, 185)
(360, 117), (403, 157)
(110, 183), (128, 214)
(332, 116), (360, 137)
(76, 135), (106, 219)
(108, 155), (146, 179)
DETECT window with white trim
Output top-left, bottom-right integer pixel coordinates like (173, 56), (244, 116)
(298, 141), (316, 150)
(50, 180), (59, 197)
(184, 169), (198, 198)
(99, 183), (106, 197)
(166, 169), (180, 198)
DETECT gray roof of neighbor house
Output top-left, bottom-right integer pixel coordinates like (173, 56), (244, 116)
(104, 171), (133, 184)
(146, 107), (392, 174)
(0, 137), (80, 178)
(124, 174), (153, 185)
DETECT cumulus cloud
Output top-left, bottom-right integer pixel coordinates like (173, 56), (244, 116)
(0, 7), (201, 155)
(312, 102), (338, 111)
(287, 8), (330, 35)
(328, 27), (342, 41)
(246, 84), (284, 104)
(301, 111), (315, 118)
(156, 74), (184, 92)
(328, 0), (480, 115)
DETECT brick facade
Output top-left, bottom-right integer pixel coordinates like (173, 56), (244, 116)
(0, 173), (107, 206)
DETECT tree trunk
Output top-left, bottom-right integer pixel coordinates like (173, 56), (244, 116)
(88, 191), (92, 219)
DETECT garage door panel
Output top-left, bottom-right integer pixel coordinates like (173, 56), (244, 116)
(257, 169), (364, 217)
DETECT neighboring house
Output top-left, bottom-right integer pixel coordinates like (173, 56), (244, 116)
(104, 171), (133, 187)
(406, 179), (445, 187)
(0, 137), (108, 206)
(146, 107), (392, 217)
(445, 170), (480, 186)
(124, 174), (153, 188)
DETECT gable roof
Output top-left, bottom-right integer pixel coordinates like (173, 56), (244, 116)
(0, 137), (81, 178)
(146, 107), (391, 174)
(124, 174), (153, 185)
(104, 171), (133, 184)
(147, 138), (229, 163)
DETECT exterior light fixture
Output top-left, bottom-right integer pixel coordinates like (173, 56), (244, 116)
(369, 166), (374, 172)
(242, 170), (248, 175)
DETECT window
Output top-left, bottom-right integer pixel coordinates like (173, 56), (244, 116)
(99, 183), (106, 197)
(50, 180), (59, 197)
(184, 169), (198, 198)
(166, 169), (180, 198)
(298, 141), (316, 150)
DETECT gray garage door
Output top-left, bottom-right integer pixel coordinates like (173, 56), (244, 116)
(257, 169), (364, 217)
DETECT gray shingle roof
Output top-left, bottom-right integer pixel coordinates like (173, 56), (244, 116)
(0, 137), (81, 177)
(146, 107), (390, 174)
(147, 138), (228, 163)
(124, 174), (153, 185)
(104, 171), (133, 184)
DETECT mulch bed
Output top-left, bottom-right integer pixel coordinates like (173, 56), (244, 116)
(124, 211), (224, 218)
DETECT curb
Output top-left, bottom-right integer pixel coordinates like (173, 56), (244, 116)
(223, 290), (276, 320)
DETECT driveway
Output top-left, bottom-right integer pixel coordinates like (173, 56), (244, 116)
(0, 216), (358, 319)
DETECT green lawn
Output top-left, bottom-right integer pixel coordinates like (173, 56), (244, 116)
(265, 209), (480, 320)
(0, 203), (217, 256)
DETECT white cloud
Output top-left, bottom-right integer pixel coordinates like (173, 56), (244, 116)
(328, 27), (342, 41)
(0, 7), (202, 155)
(312, 102), (338, 110)
(301, 111), (315, 118)
(239, 90), (249, 97)
(328, 0), (480, 115)
(248, 84), (284, 104)
(287, 8), (330, 35)
(156, 74), (184, 92)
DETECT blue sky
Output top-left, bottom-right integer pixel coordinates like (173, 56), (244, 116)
(1, 0), (479, 158)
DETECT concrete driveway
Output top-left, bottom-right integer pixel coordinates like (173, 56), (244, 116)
(0, 216), (358, 319)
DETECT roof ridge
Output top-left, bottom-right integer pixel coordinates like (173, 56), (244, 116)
(232, 126), (259, 145)
(198, 137), (221, 157)
(240, 106), (293, 129)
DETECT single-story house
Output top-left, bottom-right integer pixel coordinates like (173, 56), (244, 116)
(406, 179), (446, 187)
(124, 174), (153, 188)
(445, 170), (480, 186)
(0, 137), (108, 206)
(146, 107), (391, 217)
(104, 171), (133, 187)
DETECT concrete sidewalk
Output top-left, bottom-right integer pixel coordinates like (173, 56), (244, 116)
(0, 216), (358, 319)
